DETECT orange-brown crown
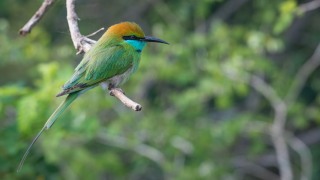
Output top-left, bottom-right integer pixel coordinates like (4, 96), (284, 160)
(104, 22), (145, 39)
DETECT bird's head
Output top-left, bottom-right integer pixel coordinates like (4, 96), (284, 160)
(104, 22), (168, 52)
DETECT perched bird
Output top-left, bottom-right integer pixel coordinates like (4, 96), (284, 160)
(17, 22), (168, 171)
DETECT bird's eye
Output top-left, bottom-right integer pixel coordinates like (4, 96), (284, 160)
(123, 35), (138, 40)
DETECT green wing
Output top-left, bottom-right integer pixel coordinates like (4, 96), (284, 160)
(56, 45), (133, 96)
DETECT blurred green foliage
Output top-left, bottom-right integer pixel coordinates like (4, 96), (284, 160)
(1, 0), (320, 179)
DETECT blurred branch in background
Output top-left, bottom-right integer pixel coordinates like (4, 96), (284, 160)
(288, 134), (312, 180)
(225, 2), (320, 177)
(299, 0), (320, 13)
(285, 43), (320, 106)
(226, 66), (316, 180)
(122, 0), (162, 20)
(208, 0), (249, 20)
(97, 130), (167, 168)
(19, 0), (56, 35)
(232, 120), (315, 180)
(197, 0), (250, 32)
(252, 128), (320, 167)
(250, 75), (292, 180)
(233, 158), (280, 180)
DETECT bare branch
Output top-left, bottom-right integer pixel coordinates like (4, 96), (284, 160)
(250, 75), (292, 180)
(285, 43), (320, 106)
(86, 27), (105, 38)
(288, 135), (313, 180)
(226, 73), (292, 179)
(299, 0), (320, 14)
(110, 88), (142, 111)
(19, 0), (55, 36)
(250, 76), (284, 114)
(197, 0), (250, 32)
(235, 121), (314, 180)
(225, 73), (293, 180)
(225, 11), (319, 180)
(270, 129), (292, 180)
(249, 128), (320, 168)
(66, 0), (95, 54)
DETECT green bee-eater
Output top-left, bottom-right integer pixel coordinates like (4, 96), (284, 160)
(17, 22), (168, 171)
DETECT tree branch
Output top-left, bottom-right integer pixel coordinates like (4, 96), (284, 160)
(110, 89), (142, 111)
(66, 0), (95, 54)
(250, 75), (292, 180)
(298, 0), (320, 14)
(85, 27), (105, 38)
(196, 0), (250, 32)
(240, 121), (312, 180)
(97, 130), (166, 167)
(285, 43), (320, 106)
(288, 135), (312, 180)
(246, 128), (320, 168)
(19, 0), (56, 36)
(226, 73), (293, 179)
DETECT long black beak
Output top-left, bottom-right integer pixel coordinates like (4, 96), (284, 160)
(142, 36), (169, 44)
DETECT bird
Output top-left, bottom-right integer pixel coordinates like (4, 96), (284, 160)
(17, 22), (168, 171)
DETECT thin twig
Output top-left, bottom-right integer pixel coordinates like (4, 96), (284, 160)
(249, 128), (320, 168)
(288, 135), (312, 180)
(285, 43), (320, 106)
(19, 0), (56, 36)
(86, 27), (105, 38)
(65, 0), (143, 111)
(226, 73), (293, 179)
(196, 0), (250, 32)
(109, 88), (142, 111)
(299, 0), (320, 14)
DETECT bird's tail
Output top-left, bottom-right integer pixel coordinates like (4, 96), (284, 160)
(17, 92), (80, 172)
(44, 92), (79, 129)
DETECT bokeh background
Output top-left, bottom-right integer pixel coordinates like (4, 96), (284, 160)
(1, 0), (320, 179)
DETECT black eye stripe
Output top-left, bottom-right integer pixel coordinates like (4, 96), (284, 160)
(123, 35), (142, 40)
